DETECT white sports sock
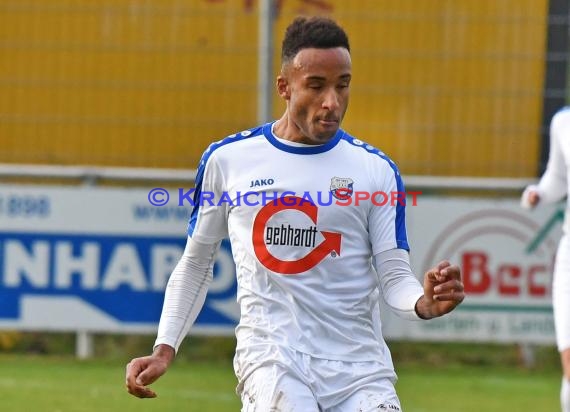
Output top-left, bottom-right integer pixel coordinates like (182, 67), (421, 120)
(561, 377), (570, 412)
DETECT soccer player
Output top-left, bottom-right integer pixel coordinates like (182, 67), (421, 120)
(126, 16), (465, 411)
(521, 107), (570, 412)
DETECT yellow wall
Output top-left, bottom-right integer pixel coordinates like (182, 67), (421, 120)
(0, 0), (548, 176)
(0, 0), (258, 168)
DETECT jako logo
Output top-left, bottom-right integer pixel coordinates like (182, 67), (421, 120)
(249, 178), (275, 188)
(252, 196), (341, 275)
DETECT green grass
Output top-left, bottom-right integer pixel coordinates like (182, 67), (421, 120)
(0, 339), (563, 411)
(0, 355), (241, 412)
(397, 365), (559, 412)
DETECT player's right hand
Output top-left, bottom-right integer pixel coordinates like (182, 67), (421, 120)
(125, 344), (175, 398)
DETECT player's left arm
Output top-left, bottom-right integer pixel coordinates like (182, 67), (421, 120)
(369, 157), (464, 319)
(373, 249), (464, 320)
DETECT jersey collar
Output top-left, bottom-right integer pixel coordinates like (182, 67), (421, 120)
(262, 122), (343, 155)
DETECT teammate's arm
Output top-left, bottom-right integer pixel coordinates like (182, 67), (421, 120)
(522, 111), (567, 209)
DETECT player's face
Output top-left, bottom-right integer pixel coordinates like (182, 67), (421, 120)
(278, 47), (351, 144)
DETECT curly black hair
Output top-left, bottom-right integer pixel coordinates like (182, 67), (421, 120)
(281, 16), (350, 63)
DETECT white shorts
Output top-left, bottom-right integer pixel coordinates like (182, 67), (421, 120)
(554, 235), (570, 352)
(236, 346), (401, 412)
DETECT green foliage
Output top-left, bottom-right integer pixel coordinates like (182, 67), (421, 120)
(0, 331), (21, 350)
(389, 340), (561, 372)
(1, 332), (237, 363)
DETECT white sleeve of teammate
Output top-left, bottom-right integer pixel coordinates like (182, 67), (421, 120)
(374, 248), (424, 321)
(523, 112), (567, 207)
(154, 236), (219, 352)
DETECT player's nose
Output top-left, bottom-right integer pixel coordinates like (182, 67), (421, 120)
(321, 89), (340, 111)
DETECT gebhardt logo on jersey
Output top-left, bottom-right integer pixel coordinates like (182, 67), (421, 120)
(330, 177), (354, 200)
(265, 224), (318, 248)
(252, 196), (341, 275)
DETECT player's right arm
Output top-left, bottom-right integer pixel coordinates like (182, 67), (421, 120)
(126, 144), (229, 398)
(522, 109), (568, 209)
(125, 236), (221, 398)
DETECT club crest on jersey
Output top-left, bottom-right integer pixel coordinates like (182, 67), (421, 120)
(330, 177), (354, 200)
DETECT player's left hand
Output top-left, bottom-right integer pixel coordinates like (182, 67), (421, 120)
(416, 261), (464, 319)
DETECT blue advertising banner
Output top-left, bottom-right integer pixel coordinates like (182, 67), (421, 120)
(0, 185), (238, 334)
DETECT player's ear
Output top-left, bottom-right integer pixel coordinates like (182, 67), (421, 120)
(276, 75), (291, 100)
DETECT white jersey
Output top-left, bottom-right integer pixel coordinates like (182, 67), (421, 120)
(527, 107), (570, 232)
(187, 122), (416, 371)
(523, 107), (570, 354)
(520, 107), (570, 357)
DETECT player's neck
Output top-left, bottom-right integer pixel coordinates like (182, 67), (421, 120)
(273, 115), (323, 145)
(273, 116), (304, 143)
